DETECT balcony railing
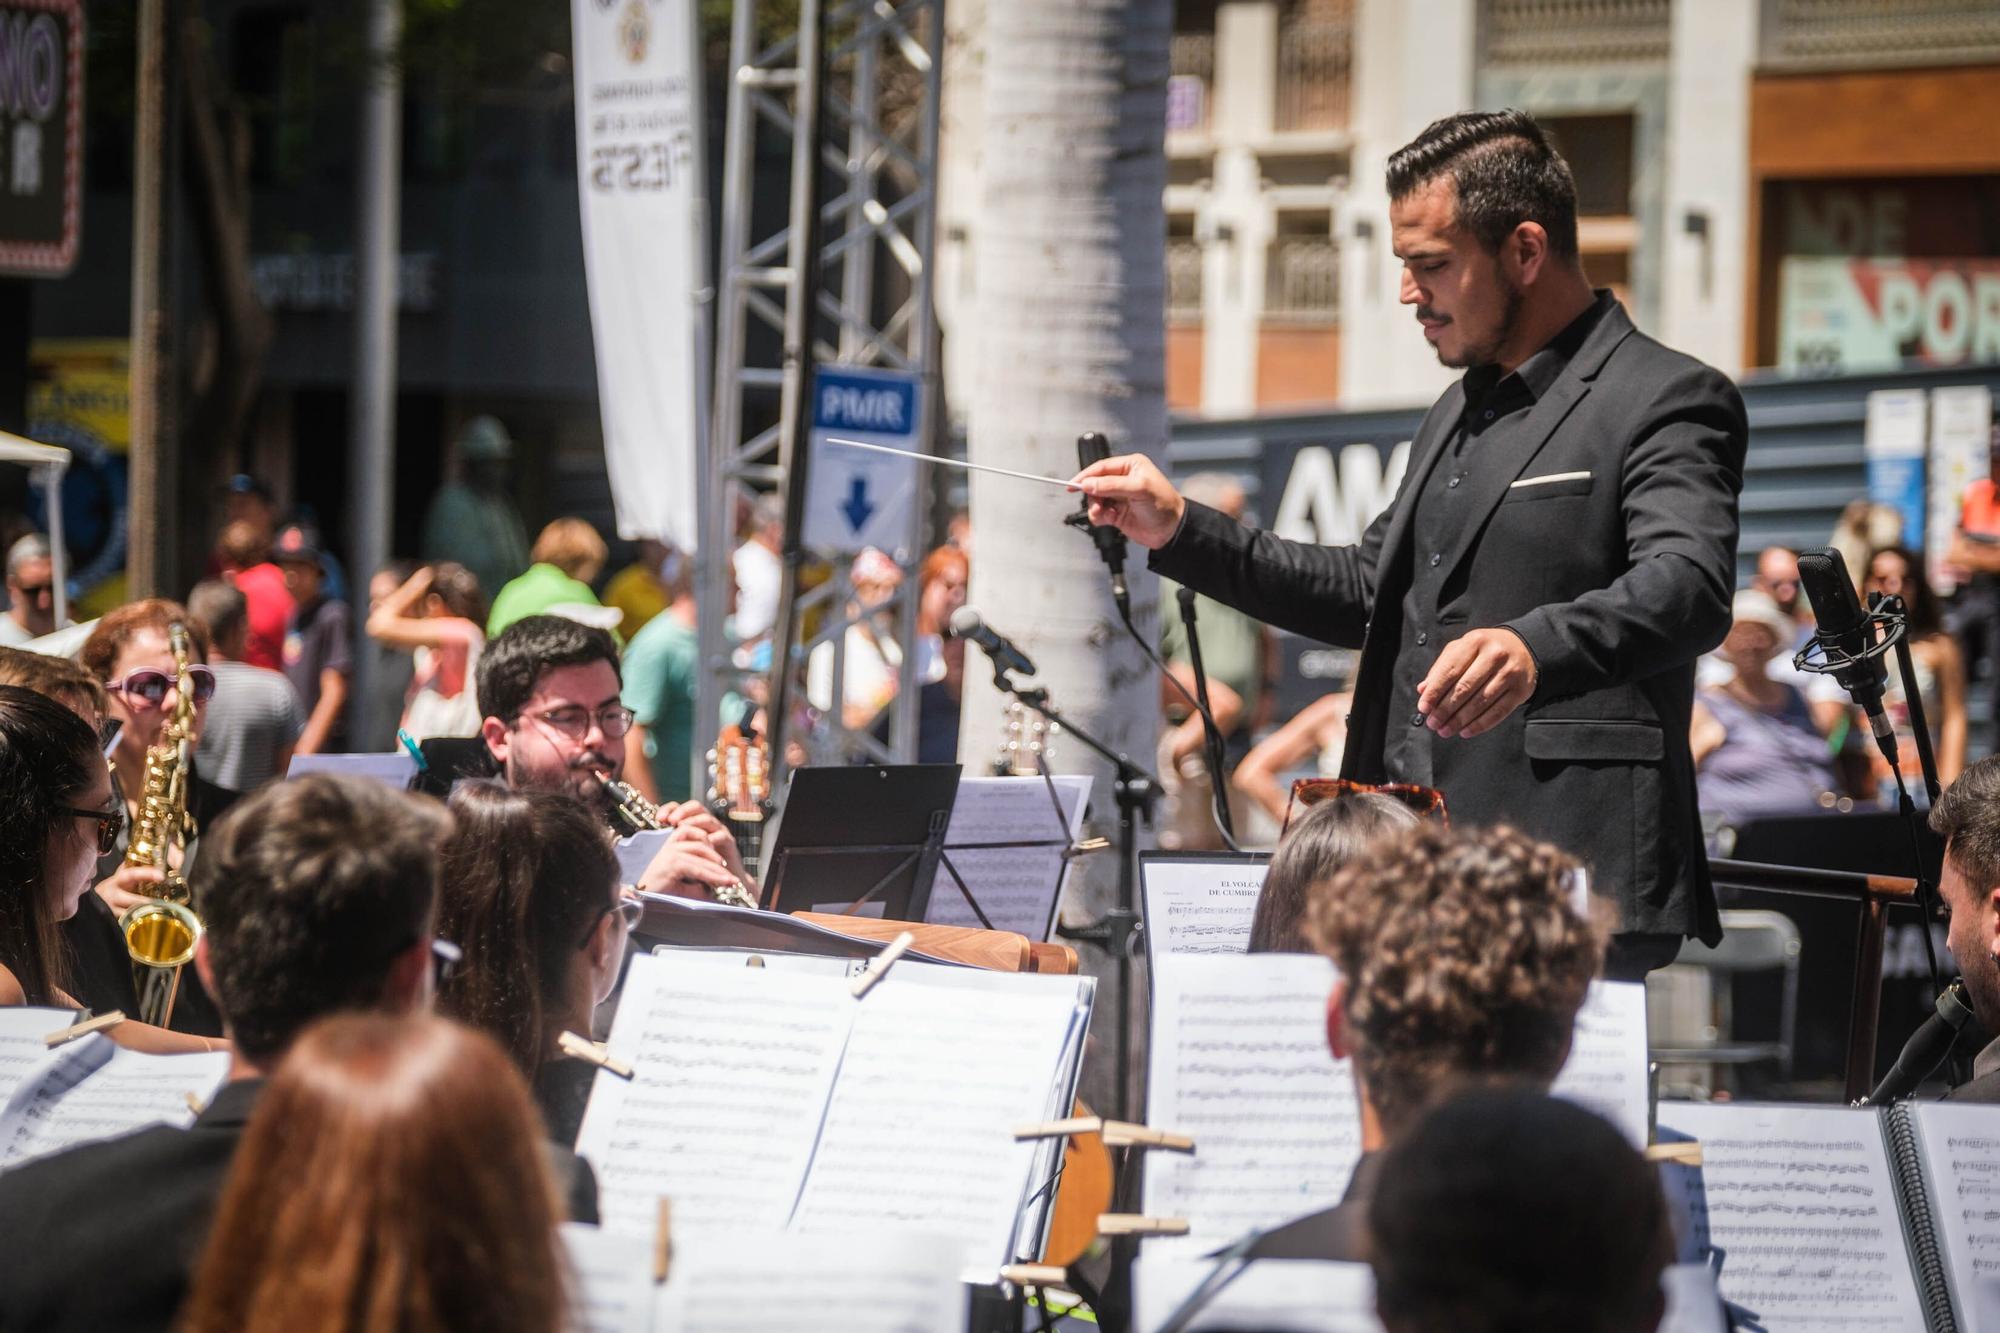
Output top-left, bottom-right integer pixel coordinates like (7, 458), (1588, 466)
(1168, 32), (1214, 135)
(1265, 236), (1338, 323)
(1274, 18), (1352, 134)
(1762, 0), (2000, 68)
(1166, 237), (1205, 321)
(1481, 0), (1671, 65)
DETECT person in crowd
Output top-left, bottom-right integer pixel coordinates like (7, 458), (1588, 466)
(0, 774), (598, 1333)
(1928, 756), (2000, 1101)
(0, 644), (106, 725)
(435, 782), (636, 1144)
(1828, 499), (1903, 597)
(0, 533), (65, 645)
(1244, 822), (1602, 1260)
(1701, 545), (1848, 736)
(211, 474), (278, 560)
(1231, 691), (1355, 828)
(914, 544), (969, 765)
(1751, 545), (1808, 631)
(214, 517), (292, 671)
(732, 491), (786, 644)
(1247, 790), (1422, 953)
(1946, 428), (2000, 738)
(487, 517), (611, 638)
(273, 522), (353, 755)
(1369, 1087), (1673, 1333)
(1866, 545), (1966, 792)
(1690, 588), (1840, 828)
(603, 537), (678, 638)
(806, 547), (905, 732)
(180, 1013), (572, 1333)
(1160, 473), (1275, 750)
(186, 580), (305, 793)
(366, 561), (488, 741)
(620, 553), (700, 803)
(421, 414), (531, 605)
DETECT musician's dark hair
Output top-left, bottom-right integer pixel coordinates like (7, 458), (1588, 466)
(0, 685), (103, 1004)
(1933, 755), (2000, 892)
(78, 597), (211, 682)
(182, 1013), (569, 1333)
(195, 774), (451, 1063)
(1386, 109), (1579, 260)
(1250, 792), (1421, 953)
(1866, 545), (1943, 638)
(1370, 1086), (1671, 1333)
(1306, 824), (1601, 1127)
(476, 614), (621, 725)
(435, 781), (621, 1078)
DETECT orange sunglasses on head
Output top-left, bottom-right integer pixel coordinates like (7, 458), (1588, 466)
(1283, 777), (1449, 834)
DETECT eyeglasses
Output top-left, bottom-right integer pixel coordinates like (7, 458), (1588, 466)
(521, 703), (636, 742)
(12, 582), (50, 599)
(1283, 777), (1449, 834)
(58, 803), (125, 856)
(107, 666), (218, 709)
(580, 895), (645, 949)
(430, 938), (463, 988)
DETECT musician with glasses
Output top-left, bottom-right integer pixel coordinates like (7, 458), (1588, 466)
(0, 533), (66, 645)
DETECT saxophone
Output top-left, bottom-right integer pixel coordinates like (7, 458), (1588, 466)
(597, 771), (759, 910)
(120, 623), (204, 1026)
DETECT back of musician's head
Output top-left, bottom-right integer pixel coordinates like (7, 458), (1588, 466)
(1251, 792), (1422, 953)
(1306, 823), (1600, 1127)
(182, 1012), (568, 1333)
(0, 645), (107, 724)
(476, 614), (621, 725)
(435, 780), (621, 1075)
(0, 684), (103, 1004)
(1386, 108), (1579, 261)
(1370, 1086), (1670, 1333)
(195, 774), (452, 1063)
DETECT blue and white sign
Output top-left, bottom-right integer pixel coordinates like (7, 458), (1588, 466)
(1865, 388), (1928, 553)
(805, 365), (922, 556)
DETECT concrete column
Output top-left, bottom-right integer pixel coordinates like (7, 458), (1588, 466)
(1200, 1), (1279, 415)
(1661, 0), (1757, 375)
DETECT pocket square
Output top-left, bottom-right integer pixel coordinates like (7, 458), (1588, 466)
(1509, 471), (1592, 489)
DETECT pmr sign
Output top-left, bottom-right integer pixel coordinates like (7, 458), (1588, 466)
(804, 365), (922, 557)
(0, 1), (81, 277)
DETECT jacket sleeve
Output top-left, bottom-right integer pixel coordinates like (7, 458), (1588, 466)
(1504, 363), (1747, 699)
(1147, 499), (1389, 648)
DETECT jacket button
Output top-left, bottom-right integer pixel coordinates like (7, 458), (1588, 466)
(1417, 631), (1428, 646)
(1430, 552), (1442, 567)
(1410, 712), (1425, 727)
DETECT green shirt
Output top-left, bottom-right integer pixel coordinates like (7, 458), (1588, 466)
(487, 563), (604, 638)
(621, 612), (699, 802)
(1159, 577), (1265, 718)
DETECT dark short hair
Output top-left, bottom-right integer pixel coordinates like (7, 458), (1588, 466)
(0, 684), (104, 1003)
(1386, 109), (1579, 260)
(186, 580), (249, 648)
(194, 774), (452, 1062)
(1370, 1087), (1671, 1333)
(475, 615), (621, 725)
(1934, 756), (2000, 891)
(1250, 792), (1421, 953)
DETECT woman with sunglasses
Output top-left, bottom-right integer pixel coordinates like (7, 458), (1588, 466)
(433, 780), (635, 1145)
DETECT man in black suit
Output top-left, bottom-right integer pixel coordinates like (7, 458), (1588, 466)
(1929, 758), (2000, 1102)
(1077, 109), (1745, 975)
(0, 774), (599, 1333)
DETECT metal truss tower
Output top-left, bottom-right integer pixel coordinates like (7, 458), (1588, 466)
(697, 0), (944, 790)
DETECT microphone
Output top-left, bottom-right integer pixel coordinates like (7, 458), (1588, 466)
(1072, 431), (1130, 612)
(1796, 548), (1895, 757)
(949, 606), (1037, 678)
(1864, 978), (1973, 1104)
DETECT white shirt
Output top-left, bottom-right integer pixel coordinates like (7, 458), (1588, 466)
(732, 540), (782, 641)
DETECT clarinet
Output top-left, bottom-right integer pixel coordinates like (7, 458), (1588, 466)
(598, 773), (759, 910)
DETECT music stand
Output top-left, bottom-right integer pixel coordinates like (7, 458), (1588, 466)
(763, 763), (963, 920)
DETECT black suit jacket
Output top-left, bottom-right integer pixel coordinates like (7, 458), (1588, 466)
(0, 1077), (600, 1333)
(1153, 300), (1744, 941)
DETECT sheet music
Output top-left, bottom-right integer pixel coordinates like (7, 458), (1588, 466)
(1660, 1264), (1728, 1333)
(0, 1038), (230, 1171)
(559, 1224), (655, 1333)
(615, 829), (676, 884)
(284, 751), (417, 787)
(1655, 1102), (1927, 1331)
(576, 954), (853, 1237)
(1142, 857), (1269, 961)
(1911, 1101), (2000, 1311)
(658, 1231), (968, 1332)
(0, 1007), (70, 1097)
(1132, 1257), (1381, 1333)
(1143, 954), (1362, 1260)
(1549, 981), (1649, 1147)
(926, 776), (1091, 940)
(789, 967), (1087, 1280)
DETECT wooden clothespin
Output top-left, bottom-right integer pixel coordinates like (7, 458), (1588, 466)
(1097, 1214), (1190, 1238)
(182, 1091), (205, 1117)
(1645, 1140), (1702, 1166)
(1062, 837), (1111, 861)
(1101, 1121), (1195, 1152)
(557, 1030), (634, 1080)
(1000, 1263), (1071, 1289)
(849, 930), (915, 998)
(1013, 1115), (1105, 1141)
(651, 1198), (673, 1284)
(43, 1009), (125, 1049)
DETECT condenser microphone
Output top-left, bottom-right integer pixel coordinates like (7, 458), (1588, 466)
(1796, 547), (1894, 752)
(1864, 979), (1974, 1104)
(1073, 431), (1131, 612)
(949, 606), (1038, 678)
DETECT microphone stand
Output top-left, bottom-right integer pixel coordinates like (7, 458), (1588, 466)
(1176, 586), (1238, 846)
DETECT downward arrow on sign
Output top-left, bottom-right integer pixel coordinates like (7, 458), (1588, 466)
(841, 475), (876, 532)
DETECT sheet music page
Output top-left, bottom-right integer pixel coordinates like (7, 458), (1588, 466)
(1655, 1101), (1928, 1331)
(1659, 1264), (1728, 1333)
(789, 967), (1086, 1280)
(1911, 1101), (2000, 1312)
(559, 1224), (655, 1333)
(576, 953), (854, 1238)
(0, 1041), (230, 1171)
(615, 829), (676, 884)
(1132, 1256), (1381, 1333)
(1142, 858), (1268, 962)
(1143, 954), (1361, 1261)
(0, 1007), (73, 1100)
(284, 751), (416, 787)
(655, 1231), (967, 1333)
(927, 776), (1090, 939)
(1549, 980), (1649, 1146)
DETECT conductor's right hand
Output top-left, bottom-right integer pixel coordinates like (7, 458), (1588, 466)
(1069, 453), (1186, 551)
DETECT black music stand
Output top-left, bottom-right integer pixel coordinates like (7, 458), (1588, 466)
(763, 763), (963, 920)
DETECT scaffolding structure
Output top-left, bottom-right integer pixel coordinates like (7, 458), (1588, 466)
(698, 0), (945, 788)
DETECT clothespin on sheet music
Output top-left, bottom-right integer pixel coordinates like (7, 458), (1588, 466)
(652, 1198), (673, 1284)
(183, 1091), (205, 1117)
(850, 930), (916, 998)
(1014, 1115), (1104, 1140)
(43, 1009), (125, 1048)
(1001, 1263), (1071, 1290)
(1061, 836), (1111, 863)
(1014, 1116), (1195, 1153)
(1645, 1140), (1702, 1166)
(557, 1030), (634, 1080)
(1098, 1214), (1190, 1238)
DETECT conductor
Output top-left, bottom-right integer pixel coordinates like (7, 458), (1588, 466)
(1075, 110), (1746, 978)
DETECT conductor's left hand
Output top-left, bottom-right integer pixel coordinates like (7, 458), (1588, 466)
(1418, 628), (1539, 739)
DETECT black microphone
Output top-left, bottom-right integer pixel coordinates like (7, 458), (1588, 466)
(1073, 431), (1130, 611)
(949, 606), (1037, 678)
(1796, 548), (1895, 756)
(1864, 979), (1974, 1104)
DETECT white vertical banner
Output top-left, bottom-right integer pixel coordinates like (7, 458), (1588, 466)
(571, 0), (705, 550)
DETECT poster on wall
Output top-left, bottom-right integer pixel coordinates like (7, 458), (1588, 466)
(26, 338), (128, 615)
(0, 0), (83, 278)
(1864, 388), (1927, 555)
(1780, 257), (2000, 377)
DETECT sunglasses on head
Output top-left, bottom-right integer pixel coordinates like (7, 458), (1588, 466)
(1283, 777), (1448, 834)
(108, 665), (217, 708)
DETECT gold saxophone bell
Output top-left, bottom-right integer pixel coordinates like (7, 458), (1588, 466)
(121, 899), (203, 1028)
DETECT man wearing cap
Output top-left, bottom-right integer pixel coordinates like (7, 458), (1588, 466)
(422, 415), (531, 604)
(273, 524), (352, 755)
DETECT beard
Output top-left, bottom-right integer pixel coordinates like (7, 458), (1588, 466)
(1432, 275), (1525, 370)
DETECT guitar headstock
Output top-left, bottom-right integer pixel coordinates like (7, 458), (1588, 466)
(708, 725), (771, 824)
(997, 699), (1058, 777)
